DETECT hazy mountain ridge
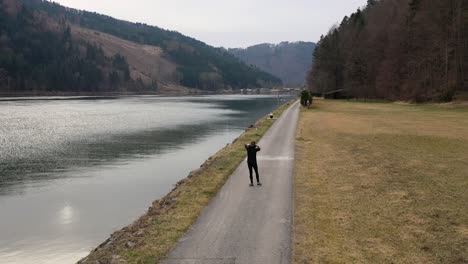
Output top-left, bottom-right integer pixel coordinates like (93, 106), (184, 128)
(229, 41), (316, 86)
(0, 0), (282, 94)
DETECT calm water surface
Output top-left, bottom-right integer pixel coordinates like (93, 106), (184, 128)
(0, 95), (290, 264)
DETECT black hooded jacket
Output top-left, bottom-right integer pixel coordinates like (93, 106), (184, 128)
(245, 144), (261, 163)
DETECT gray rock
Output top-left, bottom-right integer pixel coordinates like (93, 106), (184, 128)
(110, 255), (127, 264)
(126, 242), (136, 248)
(134, 230), (145, 237)
(164, 198), (177, 206)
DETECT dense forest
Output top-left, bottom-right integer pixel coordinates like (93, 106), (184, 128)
(308, 0), (468, 102)
(17, 0), (282, 91)
(229, 42), (316, 86)
(0, 0), (132, 92)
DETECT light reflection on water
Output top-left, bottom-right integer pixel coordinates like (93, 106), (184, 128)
(0, 95), (291, 264)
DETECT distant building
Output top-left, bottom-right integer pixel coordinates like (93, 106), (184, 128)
(324, 89), (351, 99)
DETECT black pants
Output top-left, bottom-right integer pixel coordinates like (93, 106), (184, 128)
(248, 161), (259, 184)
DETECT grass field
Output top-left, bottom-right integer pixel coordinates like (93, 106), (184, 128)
(293, 100), (468, 264)
(80, 100), (296, 264)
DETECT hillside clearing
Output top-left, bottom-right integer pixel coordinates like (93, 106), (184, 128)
(294, 100), (468, 263)
(72, 27), (180, 91)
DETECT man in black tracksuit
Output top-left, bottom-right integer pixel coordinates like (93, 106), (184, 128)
(245, 141), (261, 186)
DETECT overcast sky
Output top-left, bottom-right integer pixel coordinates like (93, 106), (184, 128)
(54, 0), (367, 48)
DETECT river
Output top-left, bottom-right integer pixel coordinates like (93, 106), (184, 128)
(0, 95), (291, 264)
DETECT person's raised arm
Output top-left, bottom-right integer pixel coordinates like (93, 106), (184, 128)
(256, 146), (261, 152)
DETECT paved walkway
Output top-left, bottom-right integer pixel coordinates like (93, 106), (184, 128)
(162, 101), (300, 264)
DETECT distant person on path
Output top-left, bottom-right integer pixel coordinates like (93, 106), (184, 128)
(245, 141), (261, 186)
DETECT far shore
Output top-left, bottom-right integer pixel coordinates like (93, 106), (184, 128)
(0, 91), (212, 99)
(0, 88), (298, 100)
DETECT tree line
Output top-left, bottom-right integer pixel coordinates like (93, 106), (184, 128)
(308, 0), (468, 102)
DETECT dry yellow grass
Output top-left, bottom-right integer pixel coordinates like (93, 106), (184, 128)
(79, 100), (296, 264)
(293, 100), (468, 264)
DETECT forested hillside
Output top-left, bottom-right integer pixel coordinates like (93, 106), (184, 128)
(0, 0), (281, 94)
(0, 0), (132, 93)
(229, 42), (315, 86)
(308, 0), (468, 102)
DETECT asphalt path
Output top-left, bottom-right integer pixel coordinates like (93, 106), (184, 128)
(162, 100), (300, 264)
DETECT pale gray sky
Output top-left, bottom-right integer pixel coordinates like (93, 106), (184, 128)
(55, 0), (367, 48)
